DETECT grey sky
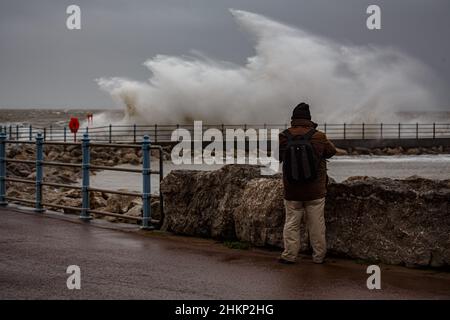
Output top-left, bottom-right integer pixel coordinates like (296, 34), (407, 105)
(0, 0), (449, 109)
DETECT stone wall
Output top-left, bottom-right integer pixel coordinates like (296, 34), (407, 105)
(161, 165), (450, 268)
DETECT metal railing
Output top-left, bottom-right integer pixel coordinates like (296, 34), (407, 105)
(1, 123), (450, 143)
(0, 131), (164, 230)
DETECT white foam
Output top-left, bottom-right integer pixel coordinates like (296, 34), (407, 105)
(95, 10), (445, 125)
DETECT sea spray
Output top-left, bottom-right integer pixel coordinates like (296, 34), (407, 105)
(95, 9), (445, 126)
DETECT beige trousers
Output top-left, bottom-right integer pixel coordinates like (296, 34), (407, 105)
(281, 198), (326, 263)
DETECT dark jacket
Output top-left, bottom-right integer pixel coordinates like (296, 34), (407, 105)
(279, 119), (336, 201)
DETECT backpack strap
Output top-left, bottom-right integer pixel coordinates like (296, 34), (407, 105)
(281, 129), (295, 142)
(301, 128), (316, 140)
(282, 128), (316, 141)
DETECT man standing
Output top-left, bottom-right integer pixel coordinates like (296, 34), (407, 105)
(278, 102), (336, 264)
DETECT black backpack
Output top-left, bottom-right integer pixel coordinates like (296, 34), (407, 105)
(282, 128), (319, 184)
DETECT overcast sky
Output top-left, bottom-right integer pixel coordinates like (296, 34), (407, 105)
(0, 0), (449, 109)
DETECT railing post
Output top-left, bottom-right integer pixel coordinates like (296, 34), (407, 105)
(109, 124), (112, 143)
(159, 146), (164, 228)
(35, 133), (44, 213)
(324, 123), (327, 135)
(398, 123), (401, 139)
(433, 123), (436, 139)
(80, 132), (92, 221)
(29, 125), (32, 141)
(141, 135), (153, 230)
(221, 124), (225, 152)
(43, 127), (47, 141)
(16, 125), (19, 140)
(9, 125), (12, 140)
(416, 123), (419, 139)
(362, 123), (365, 140)
(380, 123), (383, 139)
(133, 124), (137, 143)
(154, 124), (158, 143)
(50, 124), (52, 141)
(343, 123), (346, 140)
(0, 132), (7, 206)
(64, 126), (67, 142)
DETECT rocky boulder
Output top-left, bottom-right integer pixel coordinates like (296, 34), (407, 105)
(161, 165), (450, 268)
(325, 176), (450, 267)
(105, 192), (140, 214)
(160, 165), (261, 239)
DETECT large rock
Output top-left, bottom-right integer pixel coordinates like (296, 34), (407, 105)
(233, 178), (312, 251)
(234, 178), (284, 247)
(325, 176), (450, 267)
(160, 165), (261, 239)
(105, 192), (140, 214)
(161, 165), (450, 268)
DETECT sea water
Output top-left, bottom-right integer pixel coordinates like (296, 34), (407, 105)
(85, 154), (450, 194)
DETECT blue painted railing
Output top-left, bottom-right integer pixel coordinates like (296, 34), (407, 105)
(0, 131), (163, 230)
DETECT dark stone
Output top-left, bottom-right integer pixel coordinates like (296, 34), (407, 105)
(161, 165), (450, 268)
(160, 165), (261, 239)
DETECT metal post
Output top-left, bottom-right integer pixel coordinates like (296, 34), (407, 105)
(433, 123), (436, 139)
(9, 125), (12, 140)
(133, 124), (137, 143)
(80, 132), (92, 221)
(29, 125), (32, 141)
(343, 123), (346, 140)
(64, 126), (67, 142)
(16, 125), (19, 140)
(43, 128), (47, 141)
(0, 132), (7, 206)
(35, 133), (44, 213)
(154, 124), (158, 143)
(221, 124), (225, 152)
(50, 124), (52, 141)
(398, 123), (401, 139)
(159, 147), (164, 228)
(109, 124), (112, 143)
(324, 123), (327, 135)
(380, 123), (383, 139)
(362, 123), (365, 140)
(141, 135), (153, 230)
(416, 123), (419, 139)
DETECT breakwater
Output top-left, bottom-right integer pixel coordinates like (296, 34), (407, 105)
(161, 165), (450, 268)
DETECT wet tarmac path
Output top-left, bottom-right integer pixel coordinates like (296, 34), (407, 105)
(1, 208), (449, 299)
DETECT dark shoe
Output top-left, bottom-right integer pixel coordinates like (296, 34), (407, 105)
(278, 258), (296, 264)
